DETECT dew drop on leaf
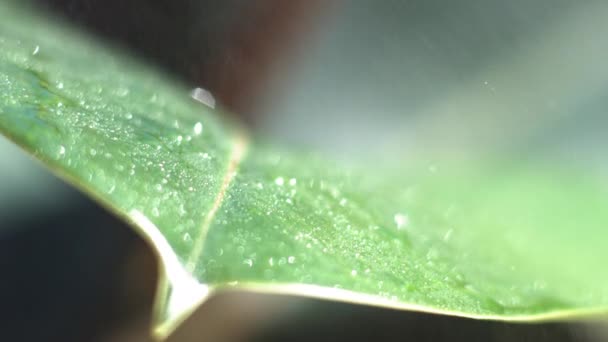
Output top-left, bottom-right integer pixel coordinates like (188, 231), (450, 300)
(443, 228), (454, 242)
(193, 122), (203, 135)
(190, 87), (216, 108)
(116, 87), (129, 97)
(394, 213), (409, 230)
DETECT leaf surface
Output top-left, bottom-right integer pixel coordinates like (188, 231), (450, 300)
(1, 3), (607, 339)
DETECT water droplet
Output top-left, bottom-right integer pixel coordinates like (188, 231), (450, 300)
(89, 148), (97, 156)
(183, 233), (192, 243)
(275, 177), (284, 186)
(193, 122), (203, 135)
(268, 257), (274, 266)
(339, 198), (347, 206)
(178, 204), (187, 216)
(286, 198), (293, 205)
(443, 228), (454, 242)
(190, 87), (216, 108)
(125, 113), (133, 120)
(32, 45), (40, 55)
(155, 184), (163, 192)
(116, 87), (129, 97)
(351, 270), (358, 276)
(289, 178), (297, 186)
(176, 135), (183, 145)
(394, 213), (409, 230)
(107, 185), (116, 194)
(57, 82), (64, 89)
(287, 256), (296, 264)
(243, 259), (253, 267)
(256, 182), (264, 190)
(58, 145), (66, 157)
(151, 207), (160, 217)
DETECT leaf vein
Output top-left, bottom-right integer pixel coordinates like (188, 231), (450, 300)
(186, 132), (248, 271)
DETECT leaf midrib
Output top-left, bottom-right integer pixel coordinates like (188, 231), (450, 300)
(186, 132), (249, 271)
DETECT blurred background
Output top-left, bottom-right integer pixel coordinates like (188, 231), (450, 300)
(1, 0), (608, 340)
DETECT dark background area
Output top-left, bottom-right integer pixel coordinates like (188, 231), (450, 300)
(0, 0), (606, 341)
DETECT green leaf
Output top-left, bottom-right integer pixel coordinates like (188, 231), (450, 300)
(1, 3), (607, 340)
